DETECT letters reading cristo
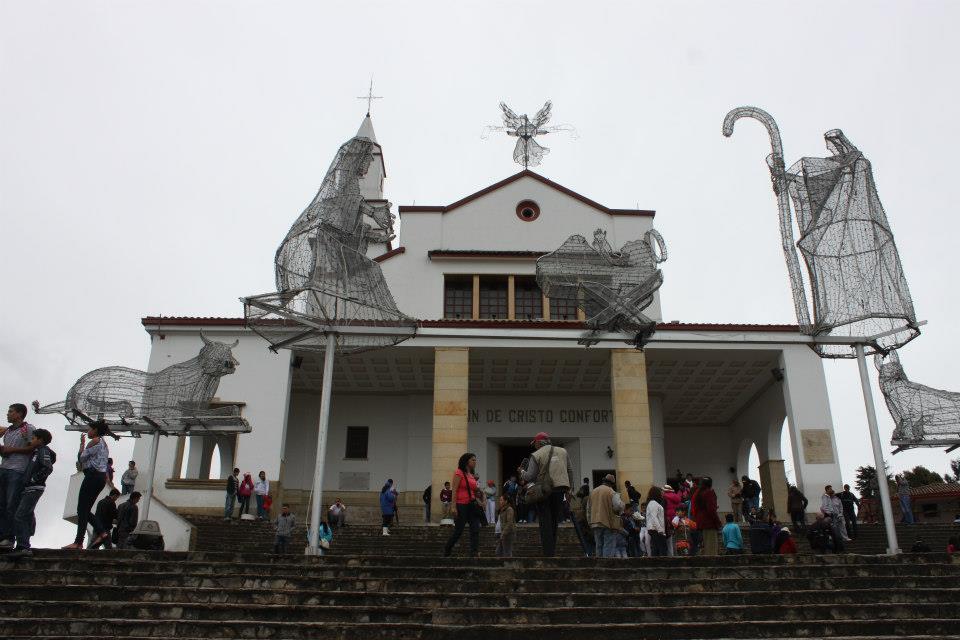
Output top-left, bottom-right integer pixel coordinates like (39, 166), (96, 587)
(468, 408), (612, 424)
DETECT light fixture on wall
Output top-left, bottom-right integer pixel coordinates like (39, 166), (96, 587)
(605, 446), (614, 459)
(771, 367), (785, 382)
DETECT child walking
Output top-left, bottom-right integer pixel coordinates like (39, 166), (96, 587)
(495, 495), (515, 557)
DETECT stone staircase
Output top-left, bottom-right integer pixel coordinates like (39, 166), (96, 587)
(186, 513), (958, 557)
(1, 548), (959, 638)
(1, 517), (958, 638)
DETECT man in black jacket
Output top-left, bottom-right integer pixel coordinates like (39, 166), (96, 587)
(116, 492), (141, 549)
(8, 429), (54, 558)
(740, 475), (762, 515)
(225, 467), (239, 520)
(89, 489), (120, 549)
(837, 484), (861, 539)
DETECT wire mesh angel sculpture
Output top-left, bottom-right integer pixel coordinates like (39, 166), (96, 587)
(243, 133), (415, 354)
(34, 333), (240, 422)
(483, 100), (576, 169)
(723, 107), (919, 358)
(876, 351), (960, 450)
(536, 228), (668, 347)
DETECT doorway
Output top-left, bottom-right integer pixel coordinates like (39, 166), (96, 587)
(499, 445), (531, 485)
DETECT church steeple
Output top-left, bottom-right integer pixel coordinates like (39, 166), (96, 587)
(356, 113), (386, 200)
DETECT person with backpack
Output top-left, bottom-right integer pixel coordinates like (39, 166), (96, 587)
(519, 432), (575, 558)
(588, 474), (624, 558)
(8, 428), (54, 557)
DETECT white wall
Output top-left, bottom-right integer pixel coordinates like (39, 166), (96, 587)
(385, 174), (662, 321)
(132, 330), (292, 509)
(663, 424), (740, 510)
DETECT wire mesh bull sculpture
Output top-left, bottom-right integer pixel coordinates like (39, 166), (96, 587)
(34, 333), (239, 421)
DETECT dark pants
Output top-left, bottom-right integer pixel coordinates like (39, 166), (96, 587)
(237, 494), (250, 515)
(14, 487), (43, 550)
(571, 517), (595, 557)
(649, 530), (668, 556)
(382, 514), (394, 528)
(0, 468), (25, 540)
(535, 489), (565, 557)
(790, 510), (806, 531)
(689, 529), (703, 556)
(274, 534), (290, 554)
(74, 470), (107, 545)
(844, 510), (858, 538)
(444, 503), (482, 556)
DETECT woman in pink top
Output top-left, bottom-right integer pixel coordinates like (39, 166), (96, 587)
(443, 452), (483, 558)
(237, 472), (254, 516)
(662, 483), (681, 556)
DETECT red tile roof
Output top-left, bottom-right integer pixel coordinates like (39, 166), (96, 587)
(398, 170), (655, 218)
(911, 483), (960, 500)
(141, 316), (800, 333)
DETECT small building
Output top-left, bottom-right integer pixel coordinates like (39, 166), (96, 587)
(906, 483), (960, 524)
(129, 114), (845, 523)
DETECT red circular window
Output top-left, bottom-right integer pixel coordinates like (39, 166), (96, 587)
(515, 200), (540, 222)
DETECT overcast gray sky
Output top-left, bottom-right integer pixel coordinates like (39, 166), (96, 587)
(3, 1), (959, 547)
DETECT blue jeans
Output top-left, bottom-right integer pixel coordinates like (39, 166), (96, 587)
(256, 494), (267, 519)
(224, 492), (236, 518)
(592, 527), (618, 558)
(0, 468), (26, 540)
(900, 495), (914, 524)
(14, 487), (43, 549)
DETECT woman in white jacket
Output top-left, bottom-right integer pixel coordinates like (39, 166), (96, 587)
(645, 485), (667, 556)
(254, 471), (270, 520)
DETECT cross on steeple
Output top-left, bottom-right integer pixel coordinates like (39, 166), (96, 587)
(357, 78), (383, 116)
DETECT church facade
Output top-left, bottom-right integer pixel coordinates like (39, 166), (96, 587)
(133, 116), (843, 522)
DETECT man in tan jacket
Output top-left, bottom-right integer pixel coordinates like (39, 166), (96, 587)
(520, 431), (575, 557)
(588, 474), (624, 558)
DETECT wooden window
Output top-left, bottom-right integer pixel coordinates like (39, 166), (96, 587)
(344, 426), (369, 460)
(514, 276), (544, 320)
(549, 296), (580, 321)
(443, 276), (474, 319)
(478, 276), (509, 319)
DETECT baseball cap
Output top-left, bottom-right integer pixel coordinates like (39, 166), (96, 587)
(531, 432), (550, 445)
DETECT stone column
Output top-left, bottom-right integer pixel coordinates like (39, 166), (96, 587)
(610, 349), (654, 495)
(759, 459), (789, 519)
(430, 347), (470, 522)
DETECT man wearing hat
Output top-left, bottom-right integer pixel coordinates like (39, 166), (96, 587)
(519, 432), (575, 557)
(587, 473), (624, 558)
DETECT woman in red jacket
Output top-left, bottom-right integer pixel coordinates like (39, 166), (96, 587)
(692, 476), (722, 556)
(776, 527), (798, 554)
(237, 472), (255, 516)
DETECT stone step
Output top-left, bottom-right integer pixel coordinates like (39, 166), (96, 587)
(4, 617), (960, 638)
(5, 569), (957, 595)
(3, 600), (958, 625)
(6, 585), (959, 608)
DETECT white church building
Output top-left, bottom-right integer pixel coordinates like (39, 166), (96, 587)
(131, 115), (843, 523)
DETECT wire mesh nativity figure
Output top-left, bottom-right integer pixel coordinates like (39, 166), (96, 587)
(723, 107), (919, 358)
(875, 351), (960, 450)
(536, 228), (668, 348)
(243, 134), (415, 354)
(34, 333), (239, 422)
(482, 101), (576, 169)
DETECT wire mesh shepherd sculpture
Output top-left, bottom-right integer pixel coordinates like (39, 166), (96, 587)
(482, 101), (576, 169)
(34, 333), (240, 422)
(876, 351), (960, 451)
(537, 228), (668, 347)
(243, 133), (415, 354)
(723, 107), (919, 357)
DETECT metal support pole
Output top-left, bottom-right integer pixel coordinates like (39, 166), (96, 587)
(141, 428), (161, 521)
(307, 333), (337, 555)
(855, 344), (900, 555)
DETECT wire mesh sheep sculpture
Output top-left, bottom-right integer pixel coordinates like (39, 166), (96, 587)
(536, 228), (667, 347)
(876, 351), (960, 450)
